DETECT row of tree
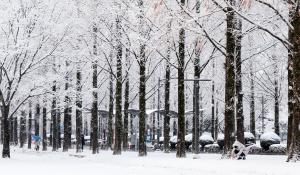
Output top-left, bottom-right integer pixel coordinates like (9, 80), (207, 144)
(0, 0), (299, 162)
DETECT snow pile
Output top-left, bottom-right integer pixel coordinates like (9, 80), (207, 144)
(269, 144), (286, 154)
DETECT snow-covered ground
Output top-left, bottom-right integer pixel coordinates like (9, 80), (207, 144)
(0, 146), (299, 175)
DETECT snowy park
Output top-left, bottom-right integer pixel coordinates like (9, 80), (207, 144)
(1, 147), (299, 175)
(1, 0), (300, 174)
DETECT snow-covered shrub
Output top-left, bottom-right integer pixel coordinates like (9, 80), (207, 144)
(159, 137), (164, 144)
(204, 143), (220, 153)
(170, 136), (177, 150)
(248, 144), (262, 154)
(244, 132), (255, 145)
(185, 134), (193, 143)
(185, 134), (193, 150)
(199, 132), (214, 148)
(188, 144), (202, 151)
(217, 134), (224, 149)
(260, 132), (281, 150)
(170, 136), (177, 143)
(269, 144), (286, 153)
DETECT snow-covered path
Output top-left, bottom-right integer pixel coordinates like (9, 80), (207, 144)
(0, 147), (299, 175)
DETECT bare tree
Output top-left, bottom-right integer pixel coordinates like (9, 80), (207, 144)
(113, 16), (123, 155)
(52, 82), (58, 151)
(223, 0), (236, 157)
(63, 61), (72, 152)
(235, 0), (245, 144)
(76, 65), (83, 153)
(91, 23), (99, 154)
(19, 110), (26, 148)
(28, 101), (33, 149)
(42, 99), (47, 151)
(176, 0), (186, 158)
(287, 0), (300, 162)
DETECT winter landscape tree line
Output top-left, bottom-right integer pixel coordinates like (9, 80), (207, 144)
(0, 0), (299, 162)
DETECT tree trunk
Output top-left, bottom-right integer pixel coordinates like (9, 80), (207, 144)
(2, 105), (10, 158)
(0, 117), (3, 144)
(114, 17), (123, 155)
(35, 103), (40, 136)
(138, 44), (147, 157)
(28, 101), (32, 149)
(163, 23), (171, 153)
(108, 66), (114, 149)
(192, 0), (201, 155)
(273, 58), (280, 136)
(235, 13), (244, 144)
(138, 0), (147, 157)
(52, 83), (58, 151)
(177, 0), (186, 157)
(192, 40), (200, 155)
(215, 102), (219, 141)
(211, 58), (215, 140)
(9, 117), (13, 144)
(76, 68), (83, 153)
(91, 24), (99, 154)
(63, 61), (72, 152)
(287, 25), (293, 152)
(250, 61), (256, 140)
(287, 4), (300, 162)
(42, 104), (47, 151)
(19, 110), (26, 148)
(57, 106), (61, 148)
(13, 117), (18, 146)
(200, 95), (203, 136)
(224, 0), (236, 156)
(123, 47), (130, 151)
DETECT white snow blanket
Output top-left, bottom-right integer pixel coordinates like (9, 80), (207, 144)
(0, 146), (299, 175)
